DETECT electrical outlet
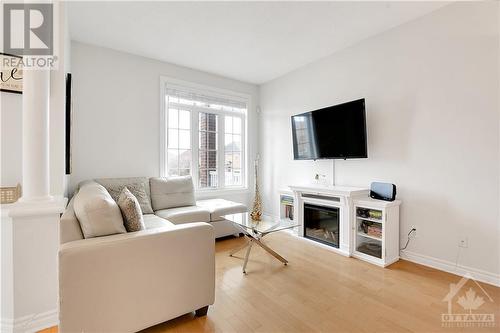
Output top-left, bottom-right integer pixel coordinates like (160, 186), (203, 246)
(458, 237), (468, 248)
(410, 226), (417, 238)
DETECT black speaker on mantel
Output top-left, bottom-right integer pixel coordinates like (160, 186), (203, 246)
(370, 182), (397, 201)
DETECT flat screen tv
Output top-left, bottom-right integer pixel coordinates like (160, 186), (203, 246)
(291, 98), (367, 160)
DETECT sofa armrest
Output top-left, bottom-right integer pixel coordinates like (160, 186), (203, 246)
(59, 223), (215, 333)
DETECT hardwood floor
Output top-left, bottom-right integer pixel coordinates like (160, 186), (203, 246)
(41, 231), (499, 333)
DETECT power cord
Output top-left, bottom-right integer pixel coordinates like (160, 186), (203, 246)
(454, 246), (462, 273)
(400, 228), (416, 250)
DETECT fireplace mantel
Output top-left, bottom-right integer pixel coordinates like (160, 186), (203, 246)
(290, 184), (369, 257)
(289, 184), (368, 197)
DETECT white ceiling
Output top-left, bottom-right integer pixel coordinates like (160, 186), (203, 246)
(68, 1), (449, 84)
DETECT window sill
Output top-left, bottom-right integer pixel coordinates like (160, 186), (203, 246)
(195, 187), (249, 199)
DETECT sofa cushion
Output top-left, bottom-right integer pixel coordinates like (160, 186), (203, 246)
(142, 214), (175, 229)
(196, 199), (247, 221)
(117, 187), (145, 232)
(150, 176), (196, 210)
(95, 177), (154, 214)
(74, 182), (126, 239)
(155, 206), (210, 224)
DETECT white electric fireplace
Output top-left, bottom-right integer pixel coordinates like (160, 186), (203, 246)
(303, 203), (340, 247)
(290, 184), (369, 256)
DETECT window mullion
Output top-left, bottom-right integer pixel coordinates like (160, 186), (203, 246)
(240, 115), (246, 188)
(162, 96), (168, 177)
(177, 121), (181, 176)
(192, 110), (199, 189)
(218, 115), (225, 189)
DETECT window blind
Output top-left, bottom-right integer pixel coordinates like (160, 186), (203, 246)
(166, 86), (247, 112)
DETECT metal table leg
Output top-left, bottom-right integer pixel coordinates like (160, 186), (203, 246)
(229, 225), (289, 273)
(229, 240), (249, 257)
(252, 238), (288, 265)
(242, 240), (253, 274)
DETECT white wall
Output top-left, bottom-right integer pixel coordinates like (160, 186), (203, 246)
(70, 42), (259, 205)
(259, 2), (499, 279)
(0, 93), (22, 187)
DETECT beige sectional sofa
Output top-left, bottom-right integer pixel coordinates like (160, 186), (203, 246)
(59, 176), (247, 332)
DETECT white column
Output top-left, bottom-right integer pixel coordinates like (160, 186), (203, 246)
(3, 65), (66, 332)
(1, 2), (69, 331)
(21, 67), (52, 201)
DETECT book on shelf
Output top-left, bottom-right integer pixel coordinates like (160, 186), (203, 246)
(367, 225), (382, 238)
(356, 208), (382, 220)
(280, 196), (293, 205)
(284, 205), (294, 220)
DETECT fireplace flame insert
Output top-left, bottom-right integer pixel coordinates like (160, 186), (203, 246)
(304, 203), (340, 248)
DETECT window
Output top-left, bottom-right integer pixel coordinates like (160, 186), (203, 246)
(199, 113), (218, 188)
(224, 116), (242, 186)
(162, 79), (248, 191)
(167, 107), (191, 176)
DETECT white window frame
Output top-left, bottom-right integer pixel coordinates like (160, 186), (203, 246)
(160, 76), (250, 194)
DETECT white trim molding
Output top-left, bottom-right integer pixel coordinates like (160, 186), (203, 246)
(1, 309), (58, 333)
(159, 76), (252, 192)
(1, 199), (66, 333)
(400, 250), (500, 287)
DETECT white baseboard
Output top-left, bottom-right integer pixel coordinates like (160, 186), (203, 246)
(400, 250), (500, 287)
(1, 309), (58, 333)
(281, 223), (500, 287)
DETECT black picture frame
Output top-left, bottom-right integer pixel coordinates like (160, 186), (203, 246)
(65, 73), (72, 175)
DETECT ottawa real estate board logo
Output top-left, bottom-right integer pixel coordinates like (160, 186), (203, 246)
(441, 276), (496, 328)
(3, 3), (57, 68)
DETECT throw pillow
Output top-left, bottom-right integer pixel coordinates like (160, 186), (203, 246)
(150, 176), (196, 211)
(117, 187), (145, 232)
(95, 177), (154, 214)
(73, 182), (127, 238)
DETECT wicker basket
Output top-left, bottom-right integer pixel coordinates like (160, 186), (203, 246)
(0, 184), (22, 204)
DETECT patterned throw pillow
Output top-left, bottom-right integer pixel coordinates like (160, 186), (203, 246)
(95, 178), (154, 214)
(117, 187), (145, 232)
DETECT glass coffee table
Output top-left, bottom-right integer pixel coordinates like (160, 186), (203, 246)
(223, 213), (299, 274)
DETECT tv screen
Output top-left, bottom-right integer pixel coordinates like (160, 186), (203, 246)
(291, 99), (367, 160)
